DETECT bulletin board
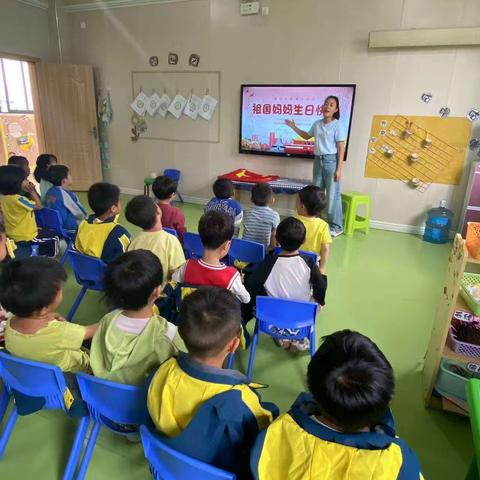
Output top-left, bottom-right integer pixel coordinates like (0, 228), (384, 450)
(364, 115), (471, 190)
(131, 70), (220, 143)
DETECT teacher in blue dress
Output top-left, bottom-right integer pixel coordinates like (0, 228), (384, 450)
(285, 96), (346, 237)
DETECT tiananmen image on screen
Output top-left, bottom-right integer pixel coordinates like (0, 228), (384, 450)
(239, 84), (356, 159)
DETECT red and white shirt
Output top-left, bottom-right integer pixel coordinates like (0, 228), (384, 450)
(172, 259), (251, 304)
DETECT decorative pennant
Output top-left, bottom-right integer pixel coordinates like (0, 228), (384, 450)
(157, 93), (171, 118)
(467, 108), (480, 122)
(469, 139), (480, 151)
(146, 93), (162, 116)
(439, 106), (451, 118)
(167, 94), (187, 119)
(183, 94), (202, 120)
(198, 94), (218, 121)
(421, 92), (433, 103)
(130, 91), (149, 116)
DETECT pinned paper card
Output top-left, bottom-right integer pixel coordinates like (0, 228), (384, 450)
(184, 94), (202, 120)
(157, 94), (171, 118)
(130, 91), (149, 116)
(146, 93), (162, 117)
(198, 95), (218, 121)
(167, 94), (187, 119)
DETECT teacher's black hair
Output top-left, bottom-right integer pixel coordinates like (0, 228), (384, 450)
(325, 95), (340, 120)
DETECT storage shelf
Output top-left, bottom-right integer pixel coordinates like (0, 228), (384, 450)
(467, 255), (480, 265)
(455, 294), (473, 314)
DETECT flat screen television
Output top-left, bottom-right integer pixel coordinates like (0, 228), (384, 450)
(239, 84), (356, 159)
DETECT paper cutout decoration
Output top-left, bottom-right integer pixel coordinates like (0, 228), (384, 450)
(183, 94), (202, 120)
(168, 53), (178, 65)
(469, 139), (480, 151)
(167, 94), (187, 119)
(146, 93), (162, 116)
(189, 54), (200, 67)
(149, 56), (159, 67)
(467, 108), (480, 122)
(130, 91), (149, 116)
(198, 95), (218, 121)
(157, 93), (171, 118)
(421, 92), (433, 103)
(439, 106), (451, 118)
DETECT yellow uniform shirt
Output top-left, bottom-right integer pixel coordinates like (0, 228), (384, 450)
(0, 194), (37, 242)
(128, 230), (185, 288)
(294, 214), (332, 254)
(5, 318), (90, 373)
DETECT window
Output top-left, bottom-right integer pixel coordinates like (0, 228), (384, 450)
(0, 58), (34, 113)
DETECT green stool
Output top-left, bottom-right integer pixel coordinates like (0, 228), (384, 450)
(144, 177), (155, 196)
(467, 379), (480, 480)
(341, 192), (370, 235)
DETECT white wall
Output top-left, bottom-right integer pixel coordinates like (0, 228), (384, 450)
(0, 0), (51, 60)
(65, 0), (480, 229)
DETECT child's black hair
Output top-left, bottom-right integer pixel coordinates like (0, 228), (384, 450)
(307, 330), (394, 431)
(8, 155), (29, 171)
(34, 153), (57, 183)
(104, 250), (163, 311)
(251, 183), (273, 207)
(0, 165), (26, 195)
(152, 175), (177, 200)
(212, 178), (234, 200)
(47, 165), (69, 187)
(325, 95), (340, 120)
(298, 185), (327, 217)
(276, 217), (306, 252)
(88, 182), (120, 216)
(178, 287), (241, 359)
(198, 210), (234, 250)
(0, 257), (67, 317)
(125, 195), (157, 230)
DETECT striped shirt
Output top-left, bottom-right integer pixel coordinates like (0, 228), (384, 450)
(242, 206), (280, 248)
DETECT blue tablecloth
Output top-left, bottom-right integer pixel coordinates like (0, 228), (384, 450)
(232, 178), (310, 195)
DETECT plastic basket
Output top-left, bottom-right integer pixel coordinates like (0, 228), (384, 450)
(466, 222), (480, 259)
(435, 359), (470, 401)
(449, 326), (480, 357)
(460, 273), (480, 316)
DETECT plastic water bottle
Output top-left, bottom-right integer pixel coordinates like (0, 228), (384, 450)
(423, 200), (454, 244)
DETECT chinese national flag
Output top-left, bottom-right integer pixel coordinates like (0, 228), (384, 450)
(218, 169), (279, 183)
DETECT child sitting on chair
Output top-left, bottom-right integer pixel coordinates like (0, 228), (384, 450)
(45, 165), (87, 233)
(173, 210), (250, 304)
(294, 185), (331, 274)
(152, 175), (187, 243)
(0, 165), (59, 257)
(74, 182), (130, 264)
(34, 153), (57, 202)
(242, 183), (280, 251)
(244, 217), (326, 352)
(251, 330), (424, 480)
(126, 195), (185, 289)
(147, 287), (277, 478)
(90, 250), (183, 385)
(0, 257), (98, 372)
(205, 179), (243, 236)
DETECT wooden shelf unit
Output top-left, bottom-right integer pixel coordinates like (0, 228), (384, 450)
(423, 234), (480, 414)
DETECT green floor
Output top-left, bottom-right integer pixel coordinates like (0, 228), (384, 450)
(0, 198), (473, 479)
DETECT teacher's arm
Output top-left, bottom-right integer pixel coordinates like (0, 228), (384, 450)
(335, 141), (346, 182)
(284, 119), (312, 140)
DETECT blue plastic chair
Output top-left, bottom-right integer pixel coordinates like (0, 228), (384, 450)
(247, 296), (318, 380)
(70, 372), (150, 480)
(183, 232), (204, 259)
(273, 247), (318, 263)
(0, 382), (10, 429)
(0, 352), (88, 479)
(67, 250), (106, 321)
(140, 425), (236, 480)
(164, 168), (184, 203)
(229, 238), (265, 266)
(163, 227), (178, 237)
(35, 207), (73, 264)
